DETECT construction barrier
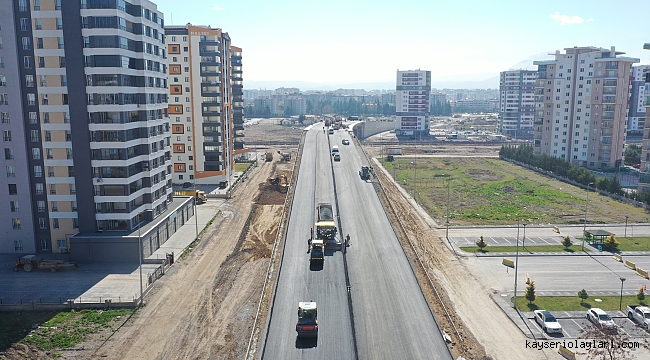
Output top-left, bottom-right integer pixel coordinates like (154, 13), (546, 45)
(553, 226), (560, 234)
(613, 254), (623, 262)
(625, 260), (636, 270)
(636, 268), (649, 279)
(502, 258), (515, 268)
(558, 346), (576, 360)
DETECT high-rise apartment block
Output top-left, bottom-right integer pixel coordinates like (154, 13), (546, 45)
(395, 70), (430, 137)
(628, 65), (649, 133)
(1, 0), (196, 261)
(164, 24), (244, 185)
(533, 47), (638, 169)
(638, 44), (650, 194)
(498, 70), (536, 139)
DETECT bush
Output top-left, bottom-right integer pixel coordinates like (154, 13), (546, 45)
(562, 236), (573, 249)
(476, 236), (488, 251)
(638, 287), (646, 302)
(525, 280), (536, 304)
(578, 289), (589, 304)
(604, 234), (620, 250)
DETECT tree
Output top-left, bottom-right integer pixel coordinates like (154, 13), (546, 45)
(525, 280), (536, 304)
(476, 236), (488, 252)
(578, 289), (589, 305)
(638, 287), (646, 302)
(604, 234), (620, 251)
(562, 235), (573, 250)
(624, 144), (641, 166)
(580, 322), (649, 360)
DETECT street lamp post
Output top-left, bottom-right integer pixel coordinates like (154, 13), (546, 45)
(514, 218), (520, 310)
(625, 215), (629, 238)
(620, 277), (626, 310)
(522, 222), (528, 250)
(137, 216), (143, 307)
(446, 176), (451, 242)
(582, 182), (594, 251)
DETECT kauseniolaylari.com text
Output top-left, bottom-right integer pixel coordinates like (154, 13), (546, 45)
(526, 339), (642, 351)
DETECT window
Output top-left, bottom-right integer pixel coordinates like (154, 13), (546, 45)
(48, 166), (54, 177)
(51, 202), (58, 212)
(10, 200), (18, 212)
(38, 57), (44, 68)
(25, 74), (34, 87)
(38, 217), (47, 229)
(58, 37), (64, 49)
(35, 183), (43, 195)
(46, 148), (53, 159)
(30, 130), (39, 142)
(34, 165), (42, 177)
(27, 93), (35, 105)
(15, 240), (23, 251)
(33, 0), (40, 10)
(70, 183), (76, 194)
(5, 148), (13, 159)
(3, 130), (11, 141)
(24, 56), (32, 68)
(36, 200), (46, 212)
(8, 183), (17, 195)
(0, 94), (7, 105)
(32, 148), (40, 159)
(20, 18), (29, 31)
(6, 165), (15, 177)
(12, 218), (21, 229)
(49, 184), (56, 194)
(58, 239), (67, 249)
(59, 57), (66, 68)
(41, 239), (49, 250)
(22, 37), (31, 50)
(35, 18), (42, 30)
(1, 112), (8, 123)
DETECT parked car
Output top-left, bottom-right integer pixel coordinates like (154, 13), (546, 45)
(342, 139), (350, 145)
(534, 310), (562, 334)
(182, 182), (192, 188)
(333, 153), (340, 161)
(587, 308), (616, 330)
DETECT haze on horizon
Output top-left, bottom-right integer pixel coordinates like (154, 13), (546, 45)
(156, 0), (649, 88)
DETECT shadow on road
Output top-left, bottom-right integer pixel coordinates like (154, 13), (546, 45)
(295, 336), (318, 349)
(309, 261), (324, 271)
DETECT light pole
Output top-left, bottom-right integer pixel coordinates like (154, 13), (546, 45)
(582, 182), (594, 251)
(193, 175), (198, 242)
(514, 218), (520, 310)
(619, 277), (626, 310)
(446, 176), (451, 242)
(522, 222), (528, 250)
(624, 215), (629, 238)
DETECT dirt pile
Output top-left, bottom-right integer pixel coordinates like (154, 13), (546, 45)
(0, 343), (48, 360)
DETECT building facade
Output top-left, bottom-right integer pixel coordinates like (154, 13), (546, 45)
(1, 0), (191, 261)
(395, 69), (430, 137)
(628, 65), (649, 134)
(638, 44), (650, 194)
(164, 24), (243, 185)
(533, 47), (638, 169)
(498, 70), (536, 139)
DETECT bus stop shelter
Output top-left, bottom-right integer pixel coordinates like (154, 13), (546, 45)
(584, 230), (614, 245)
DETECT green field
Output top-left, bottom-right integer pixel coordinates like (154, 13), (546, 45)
(513, 295), (648, 312)
(605, 237), (650, 252)
(460, 245), (588, 253)
(381, 157), (649, 226)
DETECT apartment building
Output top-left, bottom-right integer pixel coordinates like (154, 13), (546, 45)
(1, 0), (196, 262)
(395, 69), (430, 137)
(164, 24), (244, 185)
(533, 46), (638, 169)
(628, 65), (649, 133)
(498, 70), (537, 139)
(638, 44), (650, 194)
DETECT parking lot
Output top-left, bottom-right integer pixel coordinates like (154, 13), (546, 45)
(524, 310), (649, 339)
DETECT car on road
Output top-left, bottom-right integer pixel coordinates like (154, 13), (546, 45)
(342, 139), (350, 145)
(534, 310), (562, 334)
(182, 182), (192, 188)
(587, 308), (616, 330)
(333, 153), (340, 161)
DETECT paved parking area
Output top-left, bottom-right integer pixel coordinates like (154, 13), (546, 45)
(451, 236), (564, 247)
(524, 311), (649, 339)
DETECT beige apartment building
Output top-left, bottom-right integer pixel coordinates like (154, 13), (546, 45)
(165, 24), (244, 186)
(533, 46), (638, 169)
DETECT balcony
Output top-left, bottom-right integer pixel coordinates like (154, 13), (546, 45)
(199, 40), (221, 46)
(200, 69), (221, 77)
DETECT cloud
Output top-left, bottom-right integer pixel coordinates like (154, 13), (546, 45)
(212, 4), (225, 11)
(550, 12), (591, 25)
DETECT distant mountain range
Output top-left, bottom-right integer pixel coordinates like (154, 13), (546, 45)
(244, 52), (556, 91)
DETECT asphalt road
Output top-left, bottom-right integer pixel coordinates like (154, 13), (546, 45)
(262, 126), (452, 359)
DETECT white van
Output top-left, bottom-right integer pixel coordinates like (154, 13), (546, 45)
(331, 146), (339, 156)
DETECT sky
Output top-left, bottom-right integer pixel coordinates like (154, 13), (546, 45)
(154, 0), (650, 87)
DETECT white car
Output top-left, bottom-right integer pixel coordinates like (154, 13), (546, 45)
(342, 139), (350, 145)
(534, 310), (562, 334)
(587, 308), (616, 330)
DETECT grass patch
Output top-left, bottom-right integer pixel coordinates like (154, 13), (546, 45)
(513, 296), (648, 312)
(461, 245), (588, 253)
(235, 163), (252, 173)
(2, 309), (133, 351)
(382, 157), (648, 226)
(602, 237), (650, 252)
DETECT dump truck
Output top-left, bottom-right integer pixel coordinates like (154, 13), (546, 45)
(315, 203), (339, 248)
(265, 152), (273, 162)
(310, 239), (324, 262)
(174, 190), (207, 204)
(296, 301), (318, 338)
(359, 166), (371, 180)
(14, 255), (79, 272)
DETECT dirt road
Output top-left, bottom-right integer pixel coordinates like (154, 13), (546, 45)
(59, 155), (291, 360)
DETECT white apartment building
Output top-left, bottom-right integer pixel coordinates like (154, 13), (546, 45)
(628, 65), (649, 133)
(395, 70), (430, 137)
(533, 46), (638, 169)
(498, 70), (537, 139)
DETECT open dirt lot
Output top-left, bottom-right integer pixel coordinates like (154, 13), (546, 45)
(244, 122), (304, 145)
